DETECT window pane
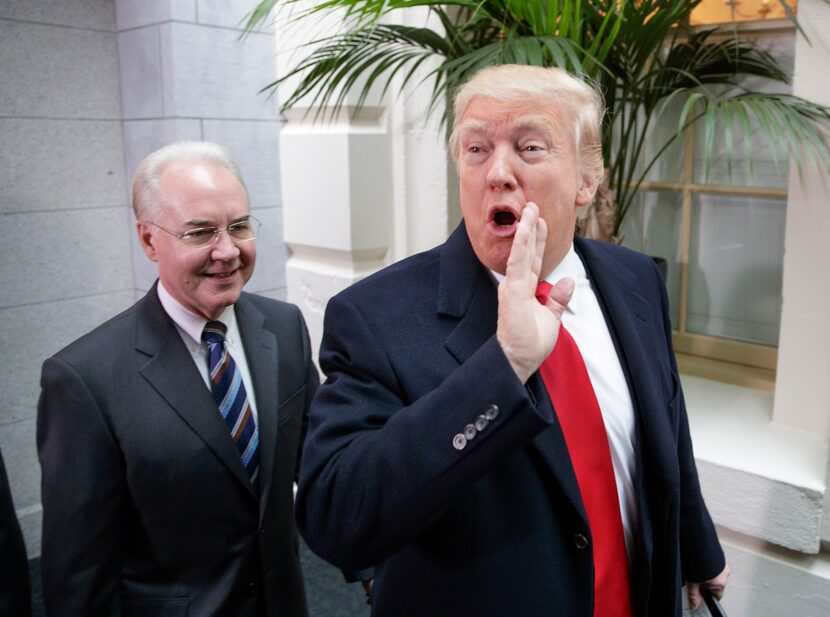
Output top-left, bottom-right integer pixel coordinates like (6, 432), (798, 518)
(687, 194), (785, 346)
(620, 190), (682, 328)
(639, 98), (686, 183)
(693, 34), (795, 188)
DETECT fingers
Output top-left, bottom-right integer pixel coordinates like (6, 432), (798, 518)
(706, 564), (730, 599)
(686, 582), (702, 611)
(505, 203), (541, 284)
(533, 208), (546, 279)
(686, 564), (730, 610)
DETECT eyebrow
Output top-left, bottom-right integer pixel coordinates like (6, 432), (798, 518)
(181, 214), (250, 227)
(456, 116), (557, 140)
(513, 116), (557, 138)
(456, 119), (489, 137)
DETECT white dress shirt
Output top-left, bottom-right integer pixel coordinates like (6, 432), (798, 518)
(493, 245), (638, 561)
(157, 281), (259, 423)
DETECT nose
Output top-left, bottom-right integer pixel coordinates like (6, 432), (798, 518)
(210, 229), (241, 261)
(486, 145), (517, 191)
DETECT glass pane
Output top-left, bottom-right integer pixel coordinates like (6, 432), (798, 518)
(639, 98), (686, 184)
(687, 194), (785, 346)
(620, 190), (683, 328)
(693, 34), (795, 188)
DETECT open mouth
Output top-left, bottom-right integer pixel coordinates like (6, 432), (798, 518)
(487, 207), (520, 237)
(493, 210), (517, 227)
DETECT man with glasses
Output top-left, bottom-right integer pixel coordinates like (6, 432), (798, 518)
(37, 141), (318, 617)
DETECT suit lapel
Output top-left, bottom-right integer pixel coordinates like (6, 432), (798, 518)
(439, 225), (586, 521)
(574, 238), (673, 458)
(439, 225), (497, 362)
(135, 286), (257, 500)
(235, 294), (281, 517)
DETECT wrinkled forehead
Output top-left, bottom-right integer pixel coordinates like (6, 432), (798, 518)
(456, 96), (574, 142)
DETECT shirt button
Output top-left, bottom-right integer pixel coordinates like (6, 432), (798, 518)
(452, 433), (467, 450)
(464, 424), (477, 440)
(474, 415), (489, 432)
(573, 533), (589, 549)
(484, 404), (499, 420)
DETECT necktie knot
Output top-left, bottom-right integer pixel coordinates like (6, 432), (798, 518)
(203, 321), (227, 346)
(535, 280), (552, 305)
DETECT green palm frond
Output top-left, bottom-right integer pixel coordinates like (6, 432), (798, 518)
(246, 0), (830, 237)
(270, 24), (447, 120)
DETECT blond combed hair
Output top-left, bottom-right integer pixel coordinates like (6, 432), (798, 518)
(449, 65), (605, 188)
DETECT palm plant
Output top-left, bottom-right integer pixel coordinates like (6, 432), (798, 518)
(244, 0), (830, 241)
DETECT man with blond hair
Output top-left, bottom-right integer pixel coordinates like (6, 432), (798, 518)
(38, 141), (317, 616)
(296, 65), (729, 616)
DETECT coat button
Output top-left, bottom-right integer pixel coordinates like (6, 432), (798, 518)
(464, 424), (477, 440)
(474, 415), (489, 432)
(484, 404), (499, 420)
(452, 433), (467, 450)
(573, 533), (589, 549)
(247, 581), (257, 595)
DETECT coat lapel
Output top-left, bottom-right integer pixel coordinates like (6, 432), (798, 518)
(438, 226), (499, 364)
(574, 238), (675, 469)
(135, 286), (257, 500)
(438, 225), (586, 521)
(234, 294), (281, 518)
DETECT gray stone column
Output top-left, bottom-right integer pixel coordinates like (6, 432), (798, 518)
(0, 0), (134, 556)
(116, 0), (287, 298)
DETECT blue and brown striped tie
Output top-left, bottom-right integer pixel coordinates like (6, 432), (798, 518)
(203, 321), (259, 486)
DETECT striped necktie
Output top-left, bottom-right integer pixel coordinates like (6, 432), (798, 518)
(202, 321), (260, 486)
(535, 281), (633, 617)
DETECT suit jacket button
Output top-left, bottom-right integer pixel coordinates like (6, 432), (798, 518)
(484, 404), (499, 420)
(474, 415), (489, 432)
(247, 581), (257, 595)
(463, 424), (477, 440)
(573, 533), (589, 549)
(452, 433), (467, 450)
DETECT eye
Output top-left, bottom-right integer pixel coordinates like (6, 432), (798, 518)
(522, 144), (545, 152)
(182, 228), (217, 243)
(467, 145), (481, 153)
(228, 220), (253, 238)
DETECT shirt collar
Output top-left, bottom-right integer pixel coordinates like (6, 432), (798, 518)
(157, 280), (237, 344)
(489, 243), (585, 315)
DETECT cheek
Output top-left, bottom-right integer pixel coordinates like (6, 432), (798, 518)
(242, 244), (256, 269)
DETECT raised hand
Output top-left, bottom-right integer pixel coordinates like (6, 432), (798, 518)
(496, 203), (574, 383)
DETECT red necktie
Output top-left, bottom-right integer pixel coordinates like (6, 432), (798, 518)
(535, 281), (633, 617)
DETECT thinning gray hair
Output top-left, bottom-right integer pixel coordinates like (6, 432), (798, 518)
(449, 65), (605, 188)
(132, 141), (249, 221)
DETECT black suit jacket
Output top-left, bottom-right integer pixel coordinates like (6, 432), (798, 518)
(0, 446), (31, 617)
(38, 286), (319, 617)
(296, 224), (724, 617)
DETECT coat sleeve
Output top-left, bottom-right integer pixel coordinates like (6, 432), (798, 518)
(653, 260), (726, 582)
(295, 292), (554, 572)
(37, 356), (126, 617)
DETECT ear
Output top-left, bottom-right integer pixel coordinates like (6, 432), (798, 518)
(136, 221), (160, 262)
(575, 172), (599, 207)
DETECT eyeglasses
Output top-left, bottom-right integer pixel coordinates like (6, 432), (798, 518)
(151, 216), (261, 248)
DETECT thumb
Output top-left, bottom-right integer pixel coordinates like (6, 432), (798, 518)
(542, 277), (575, 317)
(686, 583), (702, 610)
